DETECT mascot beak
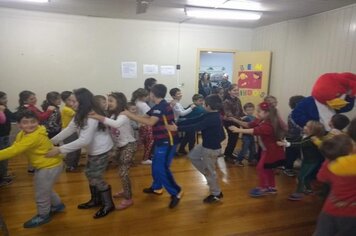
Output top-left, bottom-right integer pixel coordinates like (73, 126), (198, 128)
(326, 98), (349, 110)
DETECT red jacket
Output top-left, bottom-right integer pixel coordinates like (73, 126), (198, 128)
(25, 104), (53, 122)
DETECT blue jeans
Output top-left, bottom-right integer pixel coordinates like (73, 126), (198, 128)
(0, 136), (10, 181)
(237, 135), (256, 162)
(151, 144), (181, 196)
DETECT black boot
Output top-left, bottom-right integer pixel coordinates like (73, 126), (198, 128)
(78, 185), (101, 209)
(93, 186), (115, 219)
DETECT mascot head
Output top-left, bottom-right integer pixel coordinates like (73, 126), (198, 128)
(311, 73), (356, 110)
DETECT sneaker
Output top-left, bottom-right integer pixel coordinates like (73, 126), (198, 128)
(217, 154), (225, 158)
(235, 161), (244, 167)
(51, 203), (66, 214)
(113, 191), (125, 198)
(304, 189), (314, 195)
(143, 187), (163, 195)
(224, 156), (235, 163)
(288, 192), (303, 201)
(116, 199), (133, 210)
(66, 166), (79, 172)
(283, 169), (296, 177)
(169, 191), (183, 209)
(23, 214), (51, 228)
(266, 187), (278, 194)
(203, 192), (223, 203)
(141, 159), (152, 165)
(0, 178), (13, 188)
(27, 169), (35, 174)
(249, 188), (267, 197)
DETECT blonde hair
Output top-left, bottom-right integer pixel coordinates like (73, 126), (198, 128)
(306, 120), (325, 138)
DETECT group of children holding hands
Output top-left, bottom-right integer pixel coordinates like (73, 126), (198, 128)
(0, 80), (355, 235)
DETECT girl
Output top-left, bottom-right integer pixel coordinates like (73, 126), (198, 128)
(41, 92), (62, 138)
(131, 88), (154, 165)
(0, 92), (16, 187)
(60, 91), (81, 172)
(229, 102), (285, 197)
(90, 92), (137, 210)
(278, 120), (325, 200)
(222, 84), (243, 162)
(47, 88), (115, 219)
(18, 90), (55, 122)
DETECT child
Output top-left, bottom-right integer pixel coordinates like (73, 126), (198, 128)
(167, 94), (225, 203)
(235, 102), (257, 167)
(169, 88), (195, 121)
(0, 92), (16, 187)
(47, 88), (115, 219)
(176, 94), (206, 155)
(122, 84), (183, 208)
(94, 95), (107, 111)
(222, 84), (243, 162)
(0, 110), (64, 228)
(212, 87), (225, 101)
(264, 95), (288, 131)
(90, 92), (137, 210)
(131, 88), (154, 165)
(229, 102), (285, 197)
(127, 102), (139, 141)
(18, 90), (55, 122)
(314, 134), (356, 236)
(328, 114), (350, 136)
(60, 91), (81, 172)
(278, 121), (325, 200)
(41, 91), (62, 138)
(283, 95), (305, 177)
(328, 117), (356, 175)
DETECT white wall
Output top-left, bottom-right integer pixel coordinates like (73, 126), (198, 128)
(0, 8), (252, 109)
(252, 4), (356, 119)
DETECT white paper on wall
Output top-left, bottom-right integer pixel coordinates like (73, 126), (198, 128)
(160, 65), (175, 75)
(143, 64), (159, 75)
(121, 61), (137, 78)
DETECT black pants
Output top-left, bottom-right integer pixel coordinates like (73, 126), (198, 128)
(314, 212), (356, 236)
(179, 131), (196, 152)
(224, 127), (239, 157)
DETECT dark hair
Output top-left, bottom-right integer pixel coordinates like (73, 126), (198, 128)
(224, 84), (238, 100)
(144, 78), (157, 91)
(73, 88), (106, 130)
(200, 72), (210, 81)
(107, 92), (127, 119)
(289, 95), (305, 109)
(330, 114), (350, 130)
(0, 91), (6, 105)
(243, 102), (255, 110)
(169, 88), (181, 97)
(131, 88), (148, 103)
(150, 84), (167, 99)
(42, 91), (60, 110)
(16, 109), (38, 122)
(192, 94), (204, 101)
(127, 102), (136, 108)
(320, 134), (353, 161)
(205, 94), (222, 110)
(18, 90), (35, 107)
(347, 118), (356, 142)
(94, 95), (106, 101)
(61, 91), (72, 102)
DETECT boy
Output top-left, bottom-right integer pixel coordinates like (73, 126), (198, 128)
(235, 102), (256, 167)
(0, 110), (64, 228)
(328, 113), (350, 136)
(314, 134), (356, 236)
(176, 94), (206, 155)
(169, 88), (195, 121)
(122, 84), (182, 208)
(167, 94), (225, 203)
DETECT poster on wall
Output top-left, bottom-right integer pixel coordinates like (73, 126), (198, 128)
(143, 64), (159, 75)
(121, 61), (137, 79)
(234, 52), (271, 107)
(160, 65), (176, 75)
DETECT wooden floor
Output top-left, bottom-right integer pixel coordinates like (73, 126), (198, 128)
(0, 150), (323, 236)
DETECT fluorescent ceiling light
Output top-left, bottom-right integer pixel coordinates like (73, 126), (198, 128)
(5, 0), (49, 3)
(185, 6), (262, 21)
(187, 0), (264, 11)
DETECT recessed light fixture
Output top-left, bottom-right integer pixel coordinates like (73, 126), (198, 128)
(207, 51), (213, 53)
(185, 6), (262, 21)
(187, 0), (264, 11)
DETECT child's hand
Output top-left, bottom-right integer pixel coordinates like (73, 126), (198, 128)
(190, 104), (196, 109)
(47, 105), (56, 111)
(46, 147), (60, 157)
(228, 126), (240, 133)
(170, 100), (177, 107)
(276, 141), (286, 146)
(88, 111), (103, 121)
(120, 110), (129, 116)
(0, 105), (5, 112)
(166, 123), (178, 132)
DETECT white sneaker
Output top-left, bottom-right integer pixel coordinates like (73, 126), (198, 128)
(141, 160), (152, 165)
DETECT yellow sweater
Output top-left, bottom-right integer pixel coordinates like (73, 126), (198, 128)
(61, 106), (75, 129)
(0, 126), (62, 169)
(329, 154), (356, 176)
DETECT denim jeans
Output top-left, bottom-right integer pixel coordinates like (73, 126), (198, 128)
(237, 135), (256, 162)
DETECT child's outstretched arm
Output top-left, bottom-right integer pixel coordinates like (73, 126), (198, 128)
(228, 126), (254, 134)
(226, 117), (249, 128)
(121, 110), (159, 126)
(0, 135), (34, 161)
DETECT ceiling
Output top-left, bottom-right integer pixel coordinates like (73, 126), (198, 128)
(0, 0), (355, 28)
